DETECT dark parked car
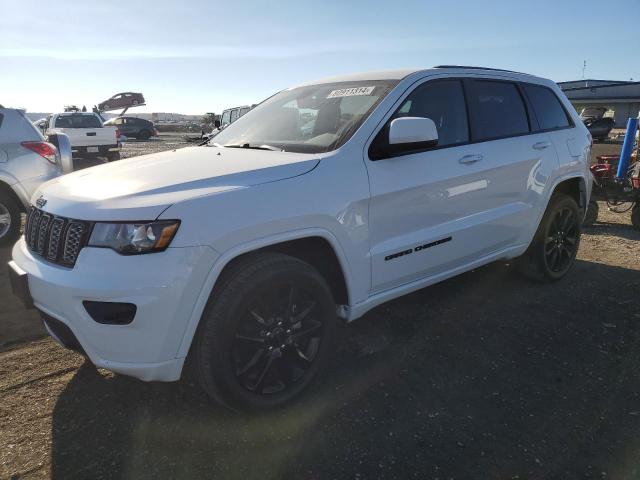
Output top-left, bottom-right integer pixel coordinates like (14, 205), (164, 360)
(98, 92), (145, 112)
(584, 117), (615, 142)
(104, 116), (158, 140)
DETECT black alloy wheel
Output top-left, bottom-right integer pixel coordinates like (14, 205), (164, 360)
(192, 252), (339, 411)
(543, 206), (579, 274)
(517, 193), (581, 282)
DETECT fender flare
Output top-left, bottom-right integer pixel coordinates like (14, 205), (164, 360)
(547, 173), (588, 210)
(523, 172), (588, 251)
(174, 227), (355, 358)
(0, 174), (29, 210)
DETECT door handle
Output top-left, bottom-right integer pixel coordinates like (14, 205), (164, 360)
(533, 141), (551, 150)
(459, 154), (483, 165)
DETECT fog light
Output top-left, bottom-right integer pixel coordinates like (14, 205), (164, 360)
(83, 301), (137, 325)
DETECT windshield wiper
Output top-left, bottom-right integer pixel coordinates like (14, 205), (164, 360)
(224, 143), (283, 151)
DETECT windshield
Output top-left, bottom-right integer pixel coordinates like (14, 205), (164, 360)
(212, 80), (398, 154)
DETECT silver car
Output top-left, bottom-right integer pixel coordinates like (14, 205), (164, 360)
(0, 107), (72, 245)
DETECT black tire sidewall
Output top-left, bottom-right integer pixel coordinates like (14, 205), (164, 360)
(0, 193), (22, 246)
(537, 195), (581, 280)
(195, 255), (338, 411)
(632, 205), (640, 231)
(583, 201), (599, 226)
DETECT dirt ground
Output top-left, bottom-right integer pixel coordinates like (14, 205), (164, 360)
(2, 140), (640, 479)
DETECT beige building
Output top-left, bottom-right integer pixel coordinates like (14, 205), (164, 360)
(558, 79), (640, 128)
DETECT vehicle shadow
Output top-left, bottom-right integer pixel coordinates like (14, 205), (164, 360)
(584, 222), (640, 241)
(51, 259), (640, 479)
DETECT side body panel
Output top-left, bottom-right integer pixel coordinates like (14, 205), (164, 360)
(0, 109), (62, 207)
(362, 73), (561, 294)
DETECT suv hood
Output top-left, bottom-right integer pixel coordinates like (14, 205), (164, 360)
(33, 146), (320, 220)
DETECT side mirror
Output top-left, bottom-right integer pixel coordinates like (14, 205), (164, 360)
(389, 117), (438, 146)
(371, 117), (439, 160)
(47, 133), (73, 174)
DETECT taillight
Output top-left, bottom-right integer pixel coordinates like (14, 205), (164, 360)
(115, 128), (121, 139)
(21, 141), (57, 164)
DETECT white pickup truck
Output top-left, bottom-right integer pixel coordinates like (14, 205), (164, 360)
(44, 112), (120, 161)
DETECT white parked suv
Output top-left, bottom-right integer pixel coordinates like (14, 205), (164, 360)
(9, 67), (592, 410)
(0, 107), (72, 246)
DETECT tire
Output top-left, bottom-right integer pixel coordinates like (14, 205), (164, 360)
(0, 191), (22, 247)
(138, 129), (151, 140)
(632, 204), (640, 232)
(583, 200), (599, 226)
(107, 151), (120, 162)
(517, 193), (581, 282)
(191, 252), (339, 411)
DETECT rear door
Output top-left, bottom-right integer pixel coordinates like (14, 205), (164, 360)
(462, 79), (559, 244)
(520, 83), (579, 215)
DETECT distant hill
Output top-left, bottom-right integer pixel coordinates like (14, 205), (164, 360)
(22, 111), (203, 124)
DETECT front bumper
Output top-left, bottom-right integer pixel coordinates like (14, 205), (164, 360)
(11, 237), (218, 381)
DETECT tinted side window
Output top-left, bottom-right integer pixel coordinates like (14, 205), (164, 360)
(466, 81), (529, 141)
(524, 84), (571, 130)
(394, 80), (469, 146)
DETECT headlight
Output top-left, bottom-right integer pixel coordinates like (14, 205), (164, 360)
(88, 220), (180, 255)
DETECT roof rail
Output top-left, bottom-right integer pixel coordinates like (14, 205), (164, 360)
(433, 65), (531, 75)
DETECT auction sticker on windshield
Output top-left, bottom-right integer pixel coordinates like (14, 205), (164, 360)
(327, 86), (375, 98)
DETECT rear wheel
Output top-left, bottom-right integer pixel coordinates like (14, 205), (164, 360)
(192, 252), (339, 411)
(583, 200), (599, 226)
(138, 129), (151, 140)
(517, 193), (581, 282)
(0, 192), (22, 246)
(631, 204), (640, 231)
(106, 151), (120, 162)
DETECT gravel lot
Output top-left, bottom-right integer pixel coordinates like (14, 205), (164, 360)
(2, 140), (640, 479)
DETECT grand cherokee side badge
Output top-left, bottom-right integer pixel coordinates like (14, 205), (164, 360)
(36, 196), (47, 208)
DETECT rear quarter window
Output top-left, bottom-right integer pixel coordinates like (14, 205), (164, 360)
(523, 84), (572, 131)
(466, 80), (530, 141)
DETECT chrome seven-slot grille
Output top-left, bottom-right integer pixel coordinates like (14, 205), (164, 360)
(25, 207), (91, 267)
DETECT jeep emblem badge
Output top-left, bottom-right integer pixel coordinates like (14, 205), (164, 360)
(36, 196), (47, 208)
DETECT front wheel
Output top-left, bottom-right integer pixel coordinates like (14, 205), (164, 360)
(191, 252), (340, 411)
(517, 193), (581, 282)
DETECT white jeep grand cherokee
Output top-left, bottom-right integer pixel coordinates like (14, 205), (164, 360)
(9, 67), (592, 410)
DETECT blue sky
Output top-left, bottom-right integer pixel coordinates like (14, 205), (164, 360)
(2, 0), (638, 114)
